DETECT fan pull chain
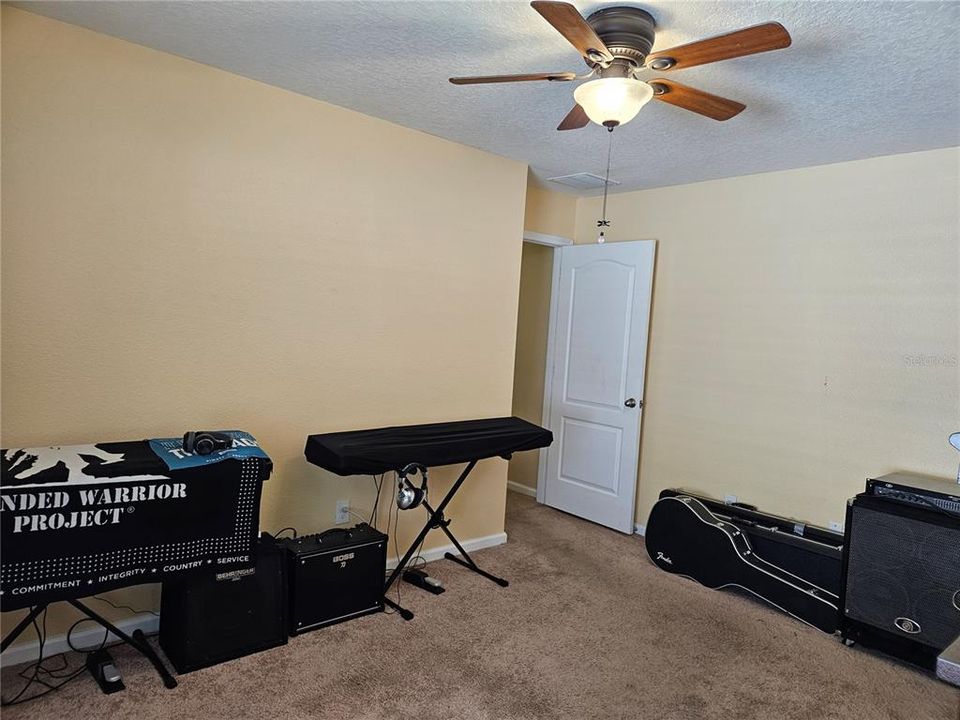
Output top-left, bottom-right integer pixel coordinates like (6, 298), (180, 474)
(597, 128), (614, 243)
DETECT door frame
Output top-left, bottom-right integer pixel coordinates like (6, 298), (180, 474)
(536, 240), (657, 512)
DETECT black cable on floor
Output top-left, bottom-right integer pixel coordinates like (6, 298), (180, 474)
(1, 595), (151, 707)
(0, 608), (94, 708)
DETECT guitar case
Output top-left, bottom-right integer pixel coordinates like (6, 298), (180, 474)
(658, 488), (844, 597)
(645, 495), (840, 633)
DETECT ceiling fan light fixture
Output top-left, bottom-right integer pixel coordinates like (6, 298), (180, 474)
(573, 77), (653, 128)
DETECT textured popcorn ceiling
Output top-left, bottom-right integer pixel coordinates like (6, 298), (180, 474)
(15, 1), (960, 195)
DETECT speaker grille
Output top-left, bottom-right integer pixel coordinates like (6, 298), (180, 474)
(160, 537), (287, 673)
(846, 505), (960, 650)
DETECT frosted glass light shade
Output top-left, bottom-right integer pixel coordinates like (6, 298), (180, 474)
(573, 78), (654, 127)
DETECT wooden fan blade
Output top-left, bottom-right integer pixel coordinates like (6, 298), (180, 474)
(557, 104), (590, 131)
(649, 79), (745, 121)
(531, 1), (614, 64)
(449, 72), (576, 85)
(647, 22), (791, 71)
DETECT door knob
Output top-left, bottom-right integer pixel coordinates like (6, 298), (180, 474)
(624, 398), (637, 408)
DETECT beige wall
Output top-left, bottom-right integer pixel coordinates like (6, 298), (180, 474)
(573, 148), (960, 528)
(1, 7), (527, 642)
(508, 243), (554, 491)
(508, 181), (576, 490)
(523, 179), (577, 240)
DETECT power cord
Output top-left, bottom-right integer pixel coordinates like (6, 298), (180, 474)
(407, 502), (431, 572)
(1, 594), (157, 707)
(371, 474), (385, 528)
(386, 487), (403, 612)
(90, 594), (159, 618)
(409, 525), (430, 572)
(1, 608), (50, 707)
(345, 509), (369, 525)
(66, 617), (109, 654)
(2, 608), (96, 707)
(382, 500), (432, 614)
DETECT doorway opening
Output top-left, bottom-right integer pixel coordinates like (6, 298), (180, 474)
(509, 235), (655, 534)
(508, 237), (561, 499)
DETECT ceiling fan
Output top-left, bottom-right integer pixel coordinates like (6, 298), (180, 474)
(450, 1), (791, 130)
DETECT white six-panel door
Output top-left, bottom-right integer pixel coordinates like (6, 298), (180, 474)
(539, 241), (655, 533)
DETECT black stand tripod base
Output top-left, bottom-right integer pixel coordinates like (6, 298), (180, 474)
(381, 460), (510, 621)
(444, 553), (509, 587)
(0, 605), (45, 654)
(130, 627), (178, 689)
(383, 596), (414, 621)
(0, 601), (178, 691)
(69, 601), (178, 690)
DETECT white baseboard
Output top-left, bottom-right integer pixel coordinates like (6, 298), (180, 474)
(2, 531), (508, 667)
(386, 531), (507, 570)
(1, 612), (159, 667)
(506, 481), (537, 498)
(634, 523), (646, 536)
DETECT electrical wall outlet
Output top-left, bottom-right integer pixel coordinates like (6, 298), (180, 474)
(829, 521), (843, 532)
(335, 500), (350, 524)
(724, 494), (738, 505)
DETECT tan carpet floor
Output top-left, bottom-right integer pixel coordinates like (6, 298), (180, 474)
(3, 491), (958, 719)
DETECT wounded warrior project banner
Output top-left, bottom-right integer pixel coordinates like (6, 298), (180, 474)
(1, 431), (272, 610)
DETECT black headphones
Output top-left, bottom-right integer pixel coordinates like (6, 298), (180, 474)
(182, 430), (233, 456)
(396, 463), (428, 510)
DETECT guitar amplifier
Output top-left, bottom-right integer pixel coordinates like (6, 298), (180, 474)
(279, 524), (387, 635)
(865, 472), (960, 514)
(841, 492), (960, 669)
(159, 533), (287, 673)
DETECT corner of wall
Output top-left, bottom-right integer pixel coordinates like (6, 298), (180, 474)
(524, 173), (577, 239)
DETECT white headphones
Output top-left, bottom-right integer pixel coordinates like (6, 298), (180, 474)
(396, 463), (428, 510)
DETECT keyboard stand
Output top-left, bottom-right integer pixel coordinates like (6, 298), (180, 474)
(1, 600), (177, 690)
(382, 458), (508, 621)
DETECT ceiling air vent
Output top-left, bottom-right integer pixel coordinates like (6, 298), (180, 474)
(546, 173), (620, 191)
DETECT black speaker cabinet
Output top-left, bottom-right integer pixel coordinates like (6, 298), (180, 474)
(279, 524), (387, 635)
(841, 494), (960, 669)
(159, 534), (287, 673)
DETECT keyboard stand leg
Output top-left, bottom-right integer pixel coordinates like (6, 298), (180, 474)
(1, 604), (47, 653)
(380, 458), (508, 619)
(436, 515), (509, 587)
(383, 596), (414, 621)
(381, 460), (479, 620)
(68, 600), (178, 689)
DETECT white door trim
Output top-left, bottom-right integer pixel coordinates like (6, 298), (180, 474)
(523, 230), (573, 248)
(536, 240), (656, 513)
(536, 247), (564, 504)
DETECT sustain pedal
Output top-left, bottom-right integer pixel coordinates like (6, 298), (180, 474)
(86, 648), (125, 694)
(402, 568), (445, 595)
